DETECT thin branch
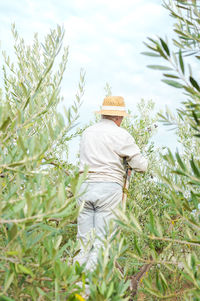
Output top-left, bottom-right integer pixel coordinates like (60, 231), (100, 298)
(43, 158), (69, 176)
(0, 256), (19, 263)
(149, 235), (200, 248)
(0, 195), (75, 224)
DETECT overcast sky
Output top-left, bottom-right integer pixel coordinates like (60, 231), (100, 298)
(0, 0), (184, 161)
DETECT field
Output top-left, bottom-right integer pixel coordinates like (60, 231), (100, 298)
(0, 1), (200, 300)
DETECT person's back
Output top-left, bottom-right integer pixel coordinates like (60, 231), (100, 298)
(80, 116), (148, 186)
(76, 96), (148, 275)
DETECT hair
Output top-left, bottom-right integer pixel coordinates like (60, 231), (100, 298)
(102, 115), (123, 121)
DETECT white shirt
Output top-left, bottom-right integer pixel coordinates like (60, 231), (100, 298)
(79, 119), (148, 186)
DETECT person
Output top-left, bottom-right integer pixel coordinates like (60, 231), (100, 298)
(75, 96), (148, 271)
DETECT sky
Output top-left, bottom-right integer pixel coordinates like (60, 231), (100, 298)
(0, 0), (185, 162)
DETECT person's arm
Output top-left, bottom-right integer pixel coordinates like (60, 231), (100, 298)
(117, 131), (148, 173)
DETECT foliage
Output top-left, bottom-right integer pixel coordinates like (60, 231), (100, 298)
(2, 1), (200, 299)
(115, 1), (200, 300)
(0, 22), (168, 299)
(88, 226), (131, 301)
(120, 101), (170, 276)
(104, 83), (112, 97)
(0, 25), (89, 300)
(0, 23), (156, 301)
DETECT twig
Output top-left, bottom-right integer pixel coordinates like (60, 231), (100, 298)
(0, 256), (19, 263)
(149, 235), (200, 248)
(129, 261), (153, 299)
(0, 195), (74, 224)
(43, 158), (69, 176)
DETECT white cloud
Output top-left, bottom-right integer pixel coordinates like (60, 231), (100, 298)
(0, 0), (184, 162)
(64, 16), (97, 43)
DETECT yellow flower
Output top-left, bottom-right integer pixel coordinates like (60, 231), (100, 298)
(75, 294), (86, 301)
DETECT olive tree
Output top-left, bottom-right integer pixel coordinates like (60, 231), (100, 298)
(116, 1), (200, 300)
(0, 25), (88, 300)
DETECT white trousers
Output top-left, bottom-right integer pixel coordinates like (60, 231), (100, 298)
(75, 182), (122, 271)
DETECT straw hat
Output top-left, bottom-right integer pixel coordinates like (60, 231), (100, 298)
(96, 96), (129, 117)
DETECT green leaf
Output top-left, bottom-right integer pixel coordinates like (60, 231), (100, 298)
(26, 232), (45, 248)
(106, 282), (114, 298)
(0, 295), (15, 301)
(17, 135), (26, 154)
(189, 76), (200, 92)
(163, 149), (175, 166)
(159, 271), (168, 291)
(155, 218), (163, 237)
(149, 210), (156, 235)
(175, 152), (186, 171)
(163, 73), (179, 79)
(54, 235), (63, 250)
(173, 39), (184, 48)
(36, 287), (51, 300)
(8, 224), (18, 241)
(131, 214), (142, 233)
(134, 236), (142, 256)
(183, 201), (192, 212)
(162, 79), (184, 88)
(3, 273), (14, 294)
(179, 49), (185, 74)
(0, 117), (11, 132)
(174, 29), (188, 38)
(190, 157), (200, 177)
(58, 182), (65, 203)
(25, 191), (32, 217)
(20, 82), (28, 96)
(183, 85), (196, 94)
(17, 264), (34, 277)
(48, 122), (55, 139)
(155, 44), (168, 60)
(147, 65), (172, 70)
(6, 251), (19, 256)
(160, 38), (170, 56)
(144, 42), (157, 53)
(156, 270), (163, 292)
(141, 51), (160, 57)
(100, 281), (107, 294)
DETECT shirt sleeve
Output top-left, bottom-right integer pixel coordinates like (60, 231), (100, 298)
(117, 131), (148, 172)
